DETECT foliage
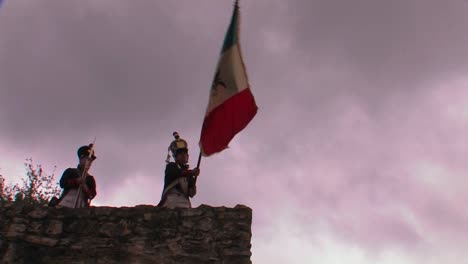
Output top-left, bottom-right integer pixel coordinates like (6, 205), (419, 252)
(0, 158), (61, 206)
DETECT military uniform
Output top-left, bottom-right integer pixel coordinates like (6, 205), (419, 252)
(58, 167), (97, 208)
(158, 132), (198, 208)
(57, 145), (97, 208)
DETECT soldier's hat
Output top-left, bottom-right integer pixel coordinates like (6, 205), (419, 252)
(166, 132), (188, 163)
(77, 144), (97, 160)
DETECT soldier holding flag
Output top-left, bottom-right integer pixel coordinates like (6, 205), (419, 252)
(158, 1), (257, 208)
(158, 132), (200, 208)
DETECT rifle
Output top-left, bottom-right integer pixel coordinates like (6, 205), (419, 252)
(73, 139), (96, 208)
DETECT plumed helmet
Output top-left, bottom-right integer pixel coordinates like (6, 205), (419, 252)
(166, 132), (188, 162)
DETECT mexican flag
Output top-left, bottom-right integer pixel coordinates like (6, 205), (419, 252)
(199, 1), (258, 156)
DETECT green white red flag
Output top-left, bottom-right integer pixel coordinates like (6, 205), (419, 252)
(199, 1), (258, 156)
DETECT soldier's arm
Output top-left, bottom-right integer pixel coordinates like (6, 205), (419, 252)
(59, 168), (80, 188)
(84, 176), (97, 199)
(181, 168), (200, 177)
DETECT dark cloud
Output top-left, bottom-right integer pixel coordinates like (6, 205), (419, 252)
(1, 1), (468, 263)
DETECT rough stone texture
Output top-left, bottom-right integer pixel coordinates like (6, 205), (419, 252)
(0, 204), (252, 264)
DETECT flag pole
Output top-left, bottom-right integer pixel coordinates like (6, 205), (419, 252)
(196, 151), (202, 169)
(73, 138), (96, 208)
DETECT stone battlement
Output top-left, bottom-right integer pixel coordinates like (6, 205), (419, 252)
(0, 204), (252, 264)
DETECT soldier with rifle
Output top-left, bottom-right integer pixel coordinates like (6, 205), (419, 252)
(56, 144), (97, 208)
(158, 132), (200, 208)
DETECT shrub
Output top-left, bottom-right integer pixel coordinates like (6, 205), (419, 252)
(0, 158), (61, 206)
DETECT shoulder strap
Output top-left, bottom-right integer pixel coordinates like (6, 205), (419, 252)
(161, 178), (180, 198)
(159, 163), (190, 204)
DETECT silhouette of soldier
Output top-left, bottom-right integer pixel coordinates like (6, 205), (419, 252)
(56, 144), (97, 208)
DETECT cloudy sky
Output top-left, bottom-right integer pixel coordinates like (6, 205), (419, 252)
(1, 0), (468, 263)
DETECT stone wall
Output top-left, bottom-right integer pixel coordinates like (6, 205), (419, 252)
(0, 204), (252, 264)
